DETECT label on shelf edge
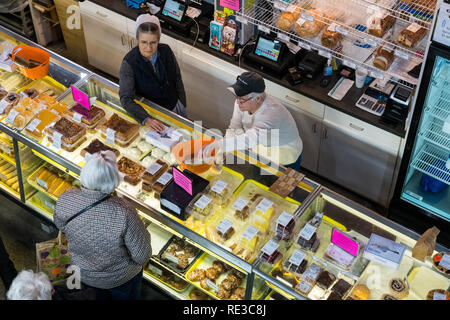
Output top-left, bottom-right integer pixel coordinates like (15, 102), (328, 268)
(26, 118), (41, 133)
(301, 12), (314, 22)
(211, 180), (227, 195)
(216, 218), (233, 235)
(261, 239), (279, 256)
(258, 24), (270, 34)
(288, 249), (306, 267)
(394, 49), (409, 60)
(277, 211), (293, 227)
(6, 109), (19, 125)
(194, 194), (212, 210)
(343, 59), (357, 69)
(232, 198), (248, 211)
(277, 32), (290, 43)
(36, 177), (48, 190)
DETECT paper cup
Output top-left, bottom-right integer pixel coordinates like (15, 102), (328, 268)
(355, 69), (367, 88)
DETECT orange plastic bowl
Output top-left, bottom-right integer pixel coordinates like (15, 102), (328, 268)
(172, 138), (216, 174)
(11, 45), (50, 79)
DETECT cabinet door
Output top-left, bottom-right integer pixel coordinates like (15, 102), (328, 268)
(281, 102), (322, 173)
(318, 108), (401, 206)
(80, 2), (129, 78)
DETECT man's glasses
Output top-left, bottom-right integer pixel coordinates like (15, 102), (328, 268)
(236, 95), (252, 103)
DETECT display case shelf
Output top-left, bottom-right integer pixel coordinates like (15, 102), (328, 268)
(0, 151), (16, 166)
(143, 271), (192, 300)
(410, 143), (450, 185)
(418, 118), (450, 151)
(425, 90), (450, 122)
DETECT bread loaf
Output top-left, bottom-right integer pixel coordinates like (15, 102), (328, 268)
(398, 23), (427, 48)
(373, 46), (395, 71)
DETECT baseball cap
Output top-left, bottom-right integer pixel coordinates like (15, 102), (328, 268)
(229, 72), (266, 97)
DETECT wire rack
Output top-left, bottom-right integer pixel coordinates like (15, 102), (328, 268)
(419, 118), (450, 151)
(236, 0), (426, 87)
(410, 143), (450, 185)
(426, 91), (450, 122)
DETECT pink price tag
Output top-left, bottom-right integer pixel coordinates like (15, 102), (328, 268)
(331, 229), (359, 257)
(71, 86), (90, 111)
(173, 167), (192, 195)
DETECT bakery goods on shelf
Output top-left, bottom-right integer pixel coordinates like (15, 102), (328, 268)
(0, 159), (19, 192)
(46, 116), (87, 152)
(99, 113), (140, 147)
(142, 159), (168, 190)
(350, 284), (371, 300)
(367, 12), (395, 38)
(388, 278), (409, 299)
(295, 9), (333, 38)
(30, 165), (77, 198)
(160, 236), (200, 271)
(1, 92), (20, 116)
(22, 88), (39, 99)
(321, 23), (343, 49)
(398, 23), (427, 48)
(189, 288), (212, 300)
(25, 108), (59, 140)
(426, 289), (450, 300)
(67, 104), (105, 131)
(277, 8), (301, 32)
(432, 252), (450, 275)
(373, 45), (395, 71)
(117, 156), (146, 186)
(6, 97), (43, 129)
(80, 138), (120, 158)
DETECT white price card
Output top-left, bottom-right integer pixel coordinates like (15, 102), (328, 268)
(369, 70), (384, 80)
(242, 226), (259, 241)
(299, 223), (317, 241)
(318, 50), (332, 59)
(298, 41), (311, 51)
(277, 32), (290, 43)
(363, 37), (378, 47)
(258, 24), (270, 34)
(232, 198), (248, 211)
(286, 4), (297, 12)
(256, 198), (273, 213)
(36, 177), (48, 190)
(407, 22), (422, 33)
(26, 118), (41, 132)
(106, 128), (116, 145)
(156, 172), (172, 186)
(288, 249), (306, 266)
(327, 23), (337, 32)
(439, 254), (450, 270)
(301, 12), (314, 22)
(343, 59), (357, 69)
(236, 15), (248, 25)
(394, 49), (409, 60)
(261, 240), (279, 256)
(216, 219), (233, 235)
(433, 292), (447, 300)
(206, 279), (219, 292)
(148, 264), (163, 276)
(0, 99), (8, 113)
(44, 200), (55, 211)
(195, 195), (212, 210)
(277, 211), (293, 227)
(297, 18), (307, 27)
(52, 132), (62, 149)
(211, 180), (228, 195)
(6, 109), (19, 125)
(72, 112), (83, 124)
(335, 25), (349, 35)
(274, 1), (288, 10)
(146, 162), (162, 175)
(164, 253), (179, 264)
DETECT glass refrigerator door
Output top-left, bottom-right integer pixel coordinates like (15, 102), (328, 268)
(400, 55), (450, 222)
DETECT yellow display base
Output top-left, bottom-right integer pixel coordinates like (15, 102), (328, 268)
(143, 269), (190, 293)
(0, 179), (20, 199)
(0, 151), (16, 166)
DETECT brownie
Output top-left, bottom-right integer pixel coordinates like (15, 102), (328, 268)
(331, 279), (352, 297)
(316, 271), (337, 289)
(327, 291), (343, 300)
(81, 139), (120, 157)
(101, 113), (139, 141)
(289, 259), (307, 274)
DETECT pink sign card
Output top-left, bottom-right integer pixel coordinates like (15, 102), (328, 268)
(331, 229), (359, 257)
(220, 0), (239, 11)
(173, 167), (193, 195)
(71, 85), (90, 111)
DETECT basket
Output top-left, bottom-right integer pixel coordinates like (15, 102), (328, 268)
(171, 138), (216, 174)
(11, 45), (50, 79)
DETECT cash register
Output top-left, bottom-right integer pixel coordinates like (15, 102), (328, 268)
(381, 83), (413, 126)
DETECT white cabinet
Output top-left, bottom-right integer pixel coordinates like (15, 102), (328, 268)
(318, 107), (401, 206)
(80, 1), (129, 78)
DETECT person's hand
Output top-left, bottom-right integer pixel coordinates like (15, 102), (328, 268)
(202, 140), (222, 161)
(145, 118), (165, 132)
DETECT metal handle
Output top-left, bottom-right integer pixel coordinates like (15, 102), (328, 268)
(312, 123), (317, 133)
(285, 95), (300, 103)
(323, 126), (328, 139)
(96, 11), (108, 18)
(349, 123), (365, 132)
(121, 34), (125, 46)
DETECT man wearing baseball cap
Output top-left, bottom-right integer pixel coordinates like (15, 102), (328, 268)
(202, 71), (303, 170)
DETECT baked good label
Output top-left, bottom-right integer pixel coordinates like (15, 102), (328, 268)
(289, 249), (306, 267)
(164, 253), (179, 264)
(52, 132), (62, 149)
(274, 1), (288, 10)
(6, 109), (19, 125)
(216, 219), (233, 235)
(258, 24), (270, 34)
(26, 118), (41, 133)
(277, 32), (290, 42)
(297, 18), (307, 27)
(146, 162), (162, 175)
(211, 180), (227, 194)
(205, 279), (218, 292)
(433, 292), (447, 300)
(277, 211), (293, 227)
(106, 128), (116, 145)
(148, 264), (163, 276)
(195, 195), (212, 210)
(439, 254), (450, 269)
(72, 112), (83, 124)
(286, 4), (297, 12)
(298, 41), (311, 50)
(242, 226), (259, 241)
(301, 12), (314, 22)
(256, 198), (273, 213)
(156, 172), (172, 186)
(407, 23), (421, 33)
(36, 177), (48, 190)
(0, 99), (8, 114)
(261, 240), (279, 256)
(232, 198), (248, 211)
(299, 223), (317, 241)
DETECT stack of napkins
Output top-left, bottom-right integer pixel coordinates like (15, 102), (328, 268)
(145, 126), (183, 152)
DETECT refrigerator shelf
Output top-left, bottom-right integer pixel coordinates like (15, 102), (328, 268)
(426, 91), (450, 122)
(419, 118), (450, 151)
(410, 143), (450, 185)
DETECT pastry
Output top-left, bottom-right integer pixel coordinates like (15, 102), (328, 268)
(206, 267), (219, 280)
(142, 159), (168, 185)
(176, 253), (189, 269)
(233, 287), (245, 299)
(225, 273), (241, 290)
(381, 294), (397, 300)
(80, 139), (120, 158)
(151, 169), (173, 199)
(231, 269), (245, 280)
(350, 284), (371, 300)
(398, 23), (427, 48)
(217, 224), (235, 241)
(100, 113), (140, 146)
(46, 117), (86, 145)
(229, 294), (242, 300)
(184, 244), (197, 258)
(25, 109), (59, 140)
(367, 13), (395, 38)
(388, 278), (409, 299)
(4, 92), (21, 107)
(295, 9), (333, 38)
(331, 279), (352, 298)
(426, 289), (450, 300)
(68, 104), (105, 128)
(321, 24), (343, 49)
(373, 45), (395, 71)
(137, 140), (152, 153)
(117, 156), (146, 185)
(128, 147), (142, 159)
(277, 12), (297, 32)
(217, 287), (231, 299)
(23, 88), (39, 99)
(316, 270), (336, 290)
(219, 279), (234, 291)
(188, 269), (206, 282)
(0, 88), (8, 101)
(189, 288), (211, 300)
(432, 252), (450, 275)
(212, 260), (227, 274)
(288, 259), (308, 275)
(327, 291), (343, 300)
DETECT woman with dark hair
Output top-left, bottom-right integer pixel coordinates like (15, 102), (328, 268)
(119, 14), (186, 132)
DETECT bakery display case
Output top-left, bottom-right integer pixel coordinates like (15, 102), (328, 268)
(253, 186), (450, 300)
(236, 0), (438, 87)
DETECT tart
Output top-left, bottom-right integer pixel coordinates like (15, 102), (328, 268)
(117, 156), (146, 186)
(426, 289), (450, 300)
(432, 252), (450, 275)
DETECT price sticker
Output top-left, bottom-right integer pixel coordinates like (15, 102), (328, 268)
(318, 50), (332, 59)
(439, 254), (450, 269)
(407, 22), (422, 33)
(232, 198), (248, 211)
(194, 195), (212, 210)
(44, 200), (55, 211)
(50, 108), (59, 115)
(277, 32), (290, 43)
(335, 25), (349, 35)
(146, 162), (162, 175)
(394, 49), (409, 60)
(261, 240), (279, 256)
(327, 23), (337, 32)
(301, 12), (314, 22)
(6, 109), (19, 125)
(369, 70), (384, 79)
(277, 211), (293, 227)
(256, 198), (273, 213)
(286, 4), (297, 12)
(297, 18), (307, 27)
(343, 59), (357, 69)
(106, 128), (116, 145)
(274, 1), (288, 10)
(288, 249), (306, 266)
(36, 177), (48, 190)
(164, 253), (179, 264)
(156, 172), (172, 186)
(236, 15), (248, 25)
(211, 180), (228, 195)
(363, 37), (378, 47)
(258, 24), (270, 34)
(299, 223), (317, 241)
(26, 118), (41, 133)
(216, 219), (233, 235)
(148, 264), (163, 276)
(242, 226), (259, 241)
(72, 112), (83, 124)
(433, 292), (447, 300)
(298, 41), (311, 50)
(52, 132), (62, 150)
(0, 99), (9, 114)
(205, 279), (219, 292)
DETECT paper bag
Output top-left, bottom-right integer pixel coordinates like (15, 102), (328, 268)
(36, 232), (71, 282)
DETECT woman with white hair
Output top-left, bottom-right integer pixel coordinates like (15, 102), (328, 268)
(119, 14), (186, 132)
(7, 270), (52, 300)
(54, 151), (151, 300)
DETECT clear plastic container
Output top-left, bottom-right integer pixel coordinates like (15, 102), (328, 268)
(0, 71), (31, 91)
(48, 134), (87, 152)
(0, 92), (20, 116)
(205, 212), (244, 246)
(185, 192), (218, 223)
(142, 159), (168, 187)
(150, 168), (173, 199)
(248, 195), (278, 234)
(272, 210), (296, 242)
(204, 176), (237, 208)
(295, 263), (323, 296)
(24, 108), (60, 140)
(45, 116), (86, 145)
(322, 229), (363, 271)
(4, 96), (43, 130)
(230, 225), (267, 263)
(80, 138), (120, 158)
(296, 212), (323, 253)
(99, 113), (140, 147)
(117, 156), (146, 186)
(67, 104), (105, 130)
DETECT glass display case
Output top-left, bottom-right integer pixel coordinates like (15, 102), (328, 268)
(254, 187), (449, 300)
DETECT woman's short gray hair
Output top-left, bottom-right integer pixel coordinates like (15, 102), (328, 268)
(136, 22), (161, 40)
(80, 150), (119, 194)
(248, 92), (266, 102)
(7, 270), (52, 300)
